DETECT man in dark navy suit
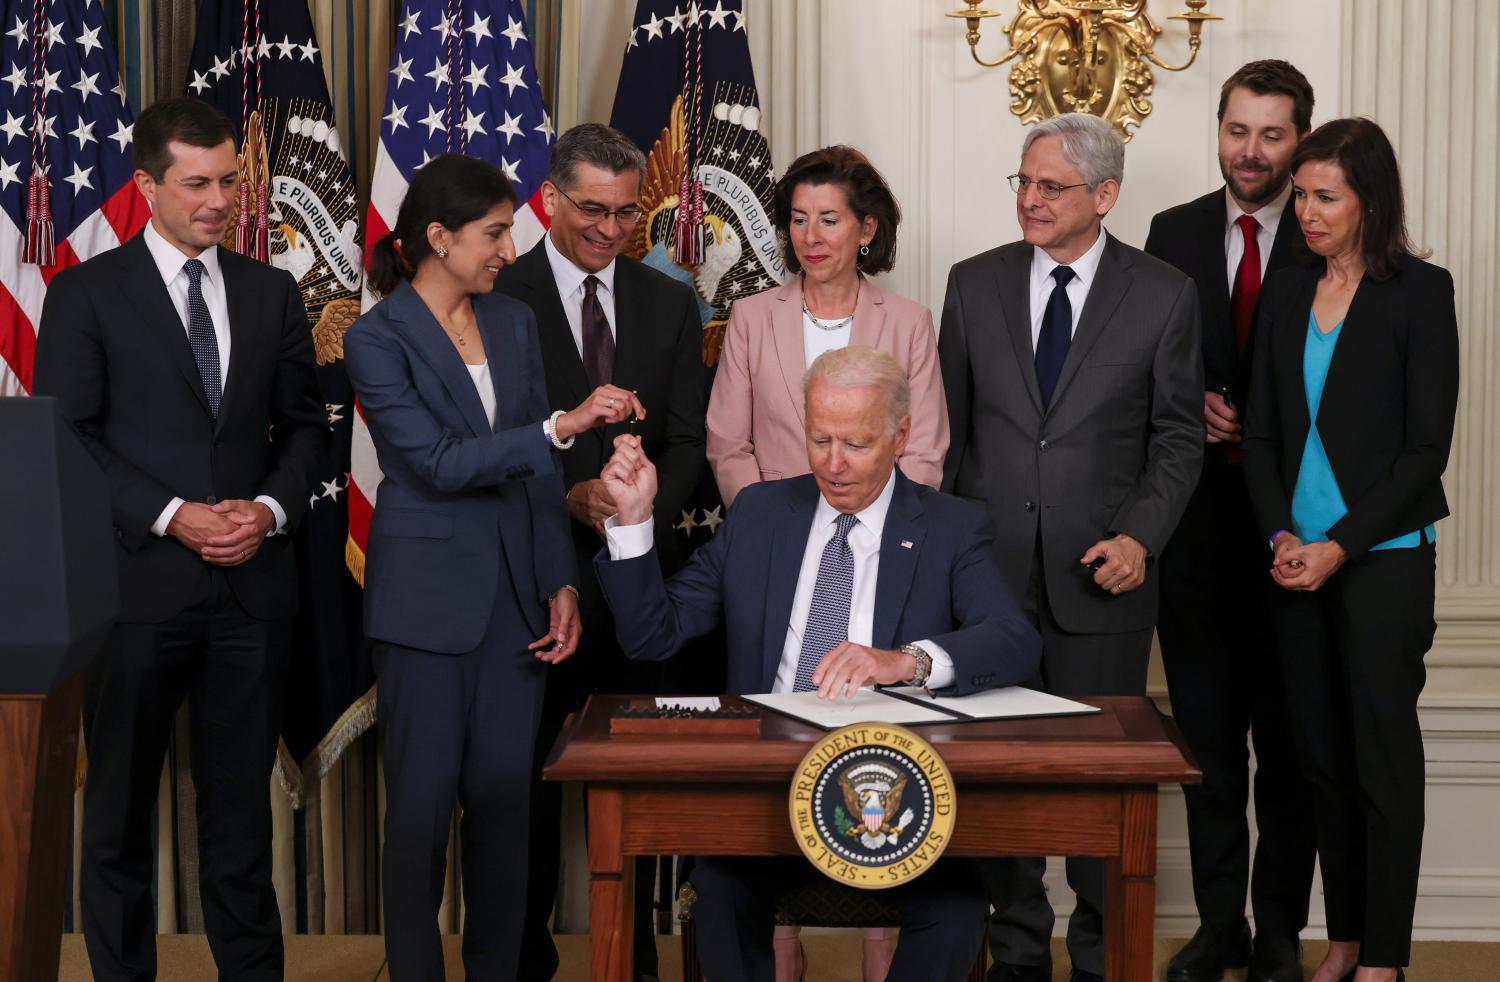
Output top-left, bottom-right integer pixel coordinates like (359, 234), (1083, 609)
(593, 346), (1041, 982)
(33, 98), (325, 982)
(1144, 60), (1319, 982)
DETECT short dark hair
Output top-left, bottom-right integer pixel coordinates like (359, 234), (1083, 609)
(771, 146), (901, 275)
(1291, 117), (1424, 281)
(545, 123), (646, 189)
(132, 97), (236, 181)
(367, 154), (518, 296)
(1217, 60), (1316, 135)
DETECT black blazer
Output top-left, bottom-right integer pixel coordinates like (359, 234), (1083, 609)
(33, 232), (327, 622)
(1144, 187), (1302, 402)
(493, 240), (706, 572)
(1242, 255), (1460, 558)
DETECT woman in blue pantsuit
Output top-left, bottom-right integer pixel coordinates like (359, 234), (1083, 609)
(346, 155), (644, 980)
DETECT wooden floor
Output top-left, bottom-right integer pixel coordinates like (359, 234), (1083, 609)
(56, 933), (1500, 981)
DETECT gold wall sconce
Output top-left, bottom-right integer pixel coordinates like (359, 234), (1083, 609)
(945, 0), (1221, 141)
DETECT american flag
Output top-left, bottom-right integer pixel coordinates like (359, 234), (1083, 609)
(347, 0), (554, 579)
(0, 0), (150, 396)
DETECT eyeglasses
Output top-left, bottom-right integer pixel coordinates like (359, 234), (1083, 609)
(1007, 175), (1091, 200)
(554, 185), (645, 226)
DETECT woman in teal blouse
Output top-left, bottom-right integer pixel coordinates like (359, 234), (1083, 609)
(1243, 118), (1459, 982)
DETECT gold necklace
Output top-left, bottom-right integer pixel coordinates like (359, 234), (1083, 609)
(441, 318), (471, 346)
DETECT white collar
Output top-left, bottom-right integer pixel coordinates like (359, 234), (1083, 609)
(1224, 179), (1292, 231)
(813, 467), (898, 543)
(1031, 226), (1108, 292)
(544, 230), (616, 300)
(142, 218), (222, 288)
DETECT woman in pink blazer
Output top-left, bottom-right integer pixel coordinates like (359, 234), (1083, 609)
(708, 146), (948, 509)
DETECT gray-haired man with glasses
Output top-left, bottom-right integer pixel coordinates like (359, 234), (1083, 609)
(495, 122), (706, 982)
(937, 112), (1204, 982)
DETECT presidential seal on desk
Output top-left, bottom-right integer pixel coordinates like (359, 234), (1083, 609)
(789, 723), (956, 889)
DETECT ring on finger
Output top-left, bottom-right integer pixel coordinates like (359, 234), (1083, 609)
(607, 397), (615, 408)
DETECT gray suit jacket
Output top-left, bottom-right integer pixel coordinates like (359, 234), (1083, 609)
(938, 232), (1204, 635)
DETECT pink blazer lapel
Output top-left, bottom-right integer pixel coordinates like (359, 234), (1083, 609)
(848, 277), (889, 349)
(767, 278), (808, 428)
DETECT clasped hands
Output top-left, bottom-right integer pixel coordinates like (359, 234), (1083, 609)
(1270, 533), (1346, 592)
(167, 499), (275, 566)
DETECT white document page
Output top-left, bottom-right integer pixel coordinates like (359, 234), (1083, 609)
(744, 689), (956, 728)
(882, 685), (1102, 721)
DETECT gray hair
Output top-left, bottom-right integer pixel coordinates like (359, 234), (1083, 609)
(1021, 113), (1124, 187)
(803, 346), (912, 433)
(546, 123), (647, 190)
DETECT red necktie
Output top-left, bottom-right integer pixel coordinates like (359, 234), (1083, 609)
(1230, 213), (1261, 355)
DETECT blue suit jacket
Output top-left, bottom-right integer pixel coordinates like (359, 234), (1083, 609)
(595, 472), (1041, 695)
(345, 280), (576, 653)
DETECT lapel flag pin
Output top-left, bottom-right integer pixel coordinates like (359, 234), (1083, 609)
(901, 540), (914, 549)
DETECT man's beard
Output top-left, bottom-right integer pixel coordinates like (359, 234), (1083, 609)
(1221, 158), (1284, 207)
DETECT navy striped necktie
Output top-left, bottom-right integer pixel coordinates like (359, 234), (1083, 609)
(183, 258), (222, 418)
(792, 512), (860, 692)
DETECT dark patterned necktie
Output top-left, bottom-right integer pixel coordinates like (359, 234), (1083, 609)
(183, 258), (222, 417)
(1034, 264), (1075, 408)
(581, 274), (614, 389)
(793, 513), (860, 692)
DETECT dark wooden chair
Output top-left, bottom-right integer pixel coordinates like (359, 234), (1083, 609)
(677, 879), (987, 982)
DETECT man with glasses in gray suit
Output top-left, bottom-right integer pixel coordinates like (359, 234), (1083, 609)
(938, 112), (1204, 982)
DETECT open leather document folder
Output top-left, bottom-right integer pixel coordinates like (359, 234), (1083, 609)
(744, 686), (1102, 729)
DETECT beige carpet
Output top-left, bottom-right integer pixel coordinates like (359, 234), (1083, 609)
(57, 933), (1499, 980)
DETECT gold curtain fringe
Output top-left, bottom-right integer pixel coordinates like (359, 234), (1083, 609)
(273, 684), (378, 809)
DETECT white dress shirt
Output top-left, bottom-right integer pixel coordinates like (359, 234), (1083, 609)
(802, 310), (853, 369)
(142, 220), (286, 537)
(1029, 226), (1109, 350)
(604, 470), (955, 694)
(544, 231), (617, 357)
(1223, 181), (1291, 289)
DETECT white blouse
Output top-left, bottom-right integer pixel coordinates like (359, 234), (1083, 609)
(802, 311), (853, 369)
(466, 361), (497, 431)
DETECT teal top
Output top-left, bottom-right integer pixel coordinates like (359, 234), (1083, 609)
(1290, 311), (1435, 551)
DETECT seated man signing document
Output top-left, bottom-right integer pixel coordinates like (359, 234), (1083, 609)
(595, 346), (1041, 982)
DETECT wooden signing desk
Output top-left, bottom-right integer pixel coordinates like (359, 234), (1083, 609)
(543, 694), (1200, 982)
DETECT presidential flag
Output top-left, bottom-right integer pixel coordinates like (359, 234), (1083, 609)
(187, 0), (368, 800)
(347, 0), (554, 577)
(609, 0), (783, 543)
(0, 0), (150, 396)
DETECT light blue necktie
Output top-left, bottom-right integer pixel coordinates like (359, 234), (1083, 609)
(792, 512), (860, 692)
(183, 258), (222, 418)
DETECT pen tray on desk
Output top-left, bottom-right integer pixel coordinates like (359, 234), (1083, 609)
(608, 703), (762, 737)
